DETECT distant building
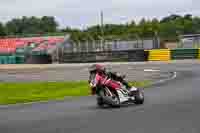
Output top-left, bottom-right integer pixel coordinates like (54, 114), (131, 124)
(161, 42), (178, 49)
(179, 34), (200, 48)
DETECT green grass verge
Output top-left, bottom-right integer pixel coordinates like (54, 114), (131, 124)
(0, 80), (151, 105)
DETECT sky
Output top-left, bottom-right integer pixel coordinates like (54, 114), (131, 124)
(0, 0), (199, 29)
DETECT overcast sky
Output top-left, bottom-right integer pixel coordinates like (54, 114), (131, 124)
(0, 0), (199, 29)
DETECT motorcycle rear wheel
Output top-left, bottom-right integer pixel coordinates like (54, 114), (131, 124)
(110, 92), (120, 107)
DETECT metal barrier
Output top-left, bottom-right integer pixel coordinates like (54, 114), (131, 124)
(26, 54), (52, 64)
(171, 48), (198, 60)
(148, 49), (170, 61)
(59, 50), (148, 63)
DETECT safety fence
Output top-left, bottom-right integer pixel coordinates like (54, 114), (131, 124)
(59, 50), (148, 63)
(26, 54), (52, 64)
(1, 48), (200, 64)
(59, 48), (200, 63)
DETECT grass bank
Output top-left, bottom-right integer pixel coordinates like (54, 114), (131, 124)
(0, 80), (151, 105)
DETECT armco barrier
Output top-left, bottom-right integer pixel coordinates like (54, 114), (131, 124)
(16, 55), (26, 64)
(61, 52), (98, 63)
(148, 49), (170, 61)
(128, 50), (148, 62)
(59, 50), (148, 63)
(171, 48), (198, 60)
(26, 54), (52, 64)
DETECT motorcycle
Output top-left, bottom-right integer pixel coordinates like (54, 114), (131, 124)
(88, 69), (144, 108)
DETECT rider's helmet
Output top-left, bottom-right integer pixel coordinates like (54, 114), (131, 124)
(88, 64), (106, 73)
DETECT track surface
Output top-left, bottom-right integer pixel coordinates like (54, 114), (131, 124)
(0, 63), (168, 82)
(0, 62), (200, 133)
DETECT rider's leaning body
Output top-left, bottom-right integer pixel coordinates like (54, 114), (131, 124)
(89, 64), (132, 90)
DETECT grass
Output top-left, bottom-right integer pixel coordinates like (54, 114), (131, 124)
(0, 80), (151, 105)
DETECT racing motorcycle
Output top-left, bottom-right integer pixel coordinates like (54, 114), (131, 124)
(88, 67), (144, 108)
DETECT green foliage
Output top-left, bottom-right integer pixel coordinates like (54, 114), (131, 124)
(4, 16), (58, 36)
(68, 14), (200, 42)
(1, 14), (200, 42)
(0, 22), (6, 36)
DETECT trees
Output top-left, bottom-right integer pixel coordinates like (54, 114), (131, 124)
(137, 18), (155, 37)
(0, 14), (200, 41)
(193, 17), (200, 33)
(4, 16), (58, 36)
(158, 14), (200, 41)
(67, 14), (200, 42)
(0, 22), (6, 37)
(40, 16), (58, 33)
(160, 14), (182, 23)
(6, 19), (21, 35)
(151, 18), (159, 34)
(159, 22), (178, 40)
(20, 16), (41, 34)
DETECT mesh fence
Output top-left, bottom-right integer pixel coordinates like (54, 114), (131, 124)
(61, 38), (159, 53)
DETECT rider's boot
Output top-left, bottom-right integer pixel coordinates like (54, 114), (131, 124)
(121, 80), (131, 91)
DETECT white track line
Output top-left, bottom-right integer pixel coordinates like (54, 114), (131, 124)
(144, 69), (160, 72)
(151, 72), (177, 85)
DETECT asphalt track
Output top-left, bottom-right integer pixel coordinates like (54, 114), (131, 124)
(0, 61), (200, 133)
(0, 63), (169, 82)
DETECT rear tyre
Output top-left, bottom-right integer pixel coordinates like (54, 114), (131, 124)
(110, 92), (120, 108)
(134, 88), (144, 105)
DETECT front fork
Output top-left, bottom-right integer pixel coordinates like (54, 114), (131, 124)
(118, 86), (140, 102)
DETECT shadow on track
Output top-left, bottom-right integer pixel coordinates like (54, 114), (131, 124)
(87, 102), (144, 110)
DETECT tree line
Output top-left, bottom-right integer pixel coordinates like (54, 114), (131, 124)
(65, 14), (200, 42)
(0, 14), (200, 42)
(0, 16), (58, 37)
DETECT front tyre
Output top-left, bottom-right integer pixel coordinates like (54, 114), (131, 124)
(99, 88), (120, 108)
(134, 88), (144, 105)
(97, 97), (104, 107)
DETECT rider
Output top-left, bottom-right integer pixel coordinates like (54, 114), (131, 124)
(89, 64), (131, 90)
(106, 70), (132, 90)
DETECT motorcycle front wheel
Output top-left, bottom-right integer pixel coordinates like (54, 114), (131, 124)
(96, 96), (104, 108)
(134, 88), (144, 105)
